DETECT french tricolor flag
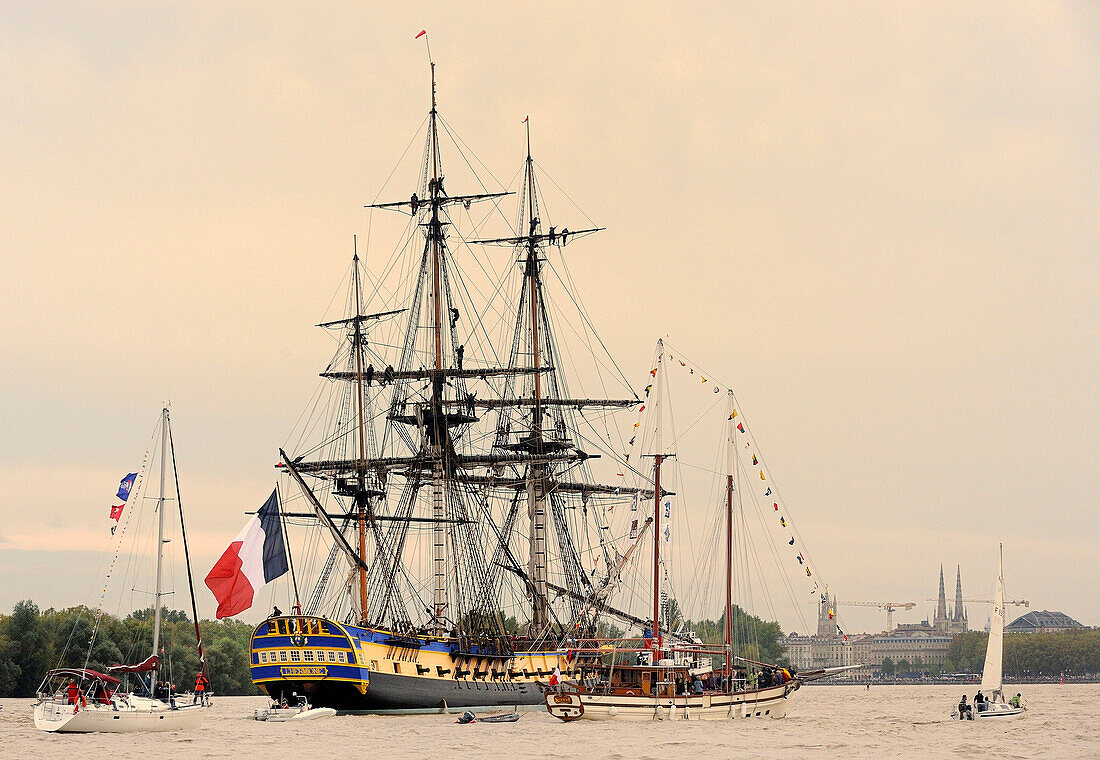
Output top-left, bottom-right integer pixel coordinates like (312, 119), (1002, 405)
(204, 490), (288, 619)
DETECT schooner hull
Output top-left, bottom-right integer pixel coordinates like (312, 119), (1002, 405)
(546, 683), (794, 722)
(251, 615), (561, 713)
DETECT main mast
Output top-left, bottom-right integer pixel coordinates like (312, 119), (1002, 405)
(427, 64), (449, 632)
(524, 121), (549, 633)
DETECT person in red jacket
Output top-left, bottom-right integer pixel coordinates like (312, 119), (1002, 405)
(193, 672), (210, 705)
(66, 679), (86, 713)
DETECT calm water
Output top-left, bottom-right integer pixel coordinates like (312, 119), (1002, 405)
(1, 684), (1095, 759)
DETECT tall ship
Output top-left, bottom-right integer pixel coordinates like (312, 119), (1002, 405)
(245, 62), (643, 713)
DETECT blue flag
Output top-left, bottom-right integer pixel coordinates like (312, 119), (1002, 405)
(117, 473), (137, 502)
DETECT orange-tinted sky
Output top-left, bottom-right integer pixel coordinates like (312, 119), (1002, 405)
(1, 3), (1096, 633)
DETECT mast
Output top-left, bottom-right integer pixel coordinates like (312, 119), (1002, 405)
(166, 412), (208, 676)
(725, 390), (735, 677)
(351, 242), (370, 621)
(151, 406), (167, 673)
(525, 120), (549, 632)
(651, 340), (665, 651)
(428, 63), (448, 631)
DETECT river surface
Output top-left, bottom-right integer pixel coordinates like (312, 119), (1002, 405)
(1, 684), (1095, 759)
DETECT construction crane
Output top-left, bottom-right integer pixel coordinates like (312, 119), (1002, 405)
(925, 597), (1029, 607)
(836, 601), (917, 632)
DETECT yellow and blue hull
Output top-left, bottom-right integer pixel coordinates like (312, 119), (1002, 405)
(250, 616), (563, 713)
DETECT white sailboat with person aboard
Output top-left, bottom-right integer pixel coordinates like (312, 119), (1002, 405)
(33, 408), (211, 733)
(953, 544), (1026, 721)
(545, 340), (860, 722)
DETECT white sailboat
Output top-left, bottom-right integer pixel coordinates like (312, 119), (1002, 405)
(954, 544), (1026, 721)
(33, 408), (211, 733)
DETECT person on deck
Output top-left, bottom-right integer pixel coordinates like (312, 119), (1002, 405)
(66, 679), (84, 706)
(96, 683), (113, 705)
(974, 690), (985, 712)
(194, 672), (210, 705)
(958, 694), (971, 719)
(691, 677), (704, 695)
(1010, 693), (1022, 709)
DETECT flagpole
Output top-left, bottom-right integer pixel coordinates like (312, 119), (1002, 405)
(276, 482), (302, 614)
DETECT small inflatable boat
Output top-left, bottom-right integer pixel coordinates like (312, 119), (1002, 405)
(255, 695), (337, 722)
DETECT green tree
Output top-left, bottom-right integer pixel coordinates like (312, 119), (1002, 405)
(881, 656), (895, 676)
(3, 601), (50, 696)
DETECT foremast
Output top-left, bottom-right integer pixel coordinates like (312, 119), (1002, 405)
(351, 246), (371, 621)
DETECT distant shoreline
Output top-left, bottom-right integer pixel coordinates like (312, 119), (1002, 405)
(810, 677), (1099, 686)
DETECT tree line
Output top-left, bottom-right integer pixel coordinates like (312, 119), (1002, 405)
(0, 598), (791, 699)
(946, 629), (1100, 677)
(0, 600), (260, 698)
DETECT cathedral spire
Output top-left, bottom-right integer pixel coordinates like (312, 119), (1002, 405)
(954, 565), (964, 620)
(937, 564), (947, 620)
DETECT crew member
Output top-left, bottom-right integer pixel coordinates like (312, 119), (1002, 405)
(194, 672), (210, 705)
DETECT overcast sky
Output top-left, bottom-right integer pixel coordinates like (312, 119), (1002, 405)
(1, 2), (1096, 635)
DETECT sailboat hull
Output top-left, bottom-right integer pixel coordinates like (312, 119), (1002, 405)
(974, 701), (1026, 719)
(251, 616), (561, 713)
(33, 698), (207, 733)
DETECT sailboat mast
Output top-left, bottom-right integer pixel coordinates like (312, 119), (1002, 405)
(351, 244), (370, 621)
(428, 63), (448, 630)
(725, 391), (735, 673)
(166, 413), (208, 675)
(151, 406), (167, 670)
(651, 340), (665, 649)
(525, 121), (549, 632)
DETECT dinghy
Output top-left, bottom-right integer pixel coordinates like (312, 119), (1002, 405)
(255, 694), (337, 721)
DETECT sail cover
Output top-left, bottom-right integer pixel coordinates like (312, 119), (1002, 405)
(979, 551), (1005, 697)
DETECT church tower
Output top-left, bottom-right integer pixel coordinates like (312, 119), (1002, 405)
(817, 593), (837, 637)
(951, 565), (968, 633)
(933, 565), (950, 633)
